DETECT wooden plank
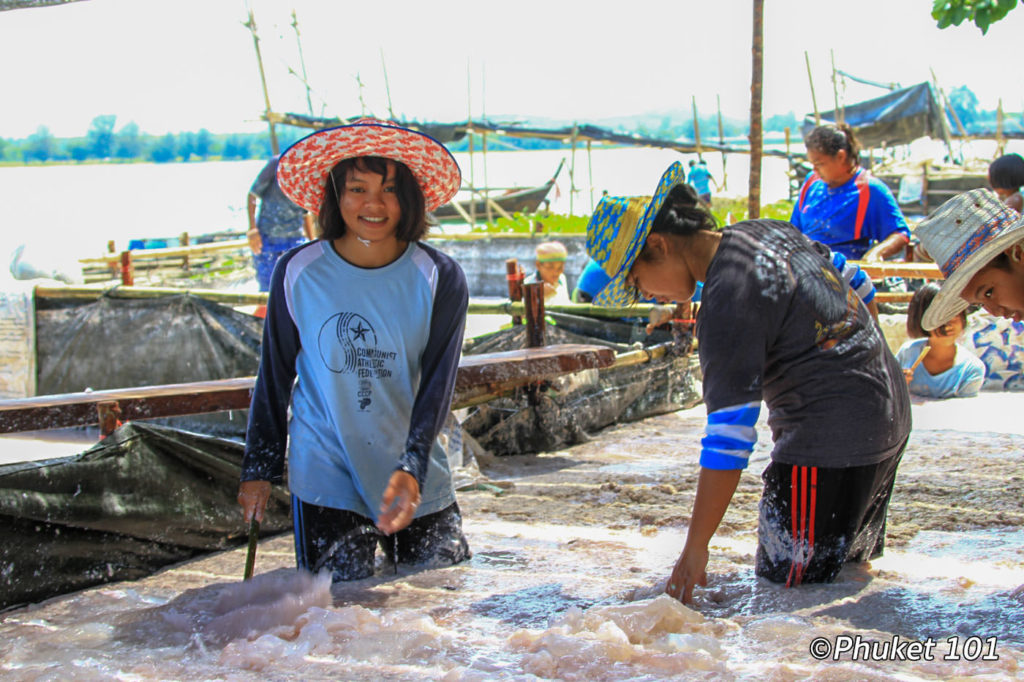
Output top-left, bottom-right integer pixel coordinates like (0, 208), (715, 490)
(0, 344), (617, 434)
(854, 262), (943, 279)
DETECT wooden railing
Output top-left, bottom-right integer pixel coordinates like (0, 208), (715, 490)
(0, 344), (616, 436)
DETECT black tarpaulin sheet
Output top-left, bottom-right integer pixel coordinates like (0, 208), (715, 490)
(461, 318), (700, 455)
(801, 82), (947, 148)
(34, 294), (262, 436)
(0, 422), (290, 610)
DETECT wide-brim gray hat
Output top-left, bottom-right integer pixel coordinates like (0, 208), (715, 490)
(915, 188), (1024, 331)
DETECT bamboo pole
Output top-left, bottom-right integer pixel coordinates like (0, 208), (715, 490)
(997, 98), (1006, 156)
(692, 96), (703, 160)
(929, 68), (959, 163)
(805, 51), (820, 125)
(830, 49), (843, 125)
(244, 8), (279, 155)
(291, 10), (314, 116)
(569, 124), (578, 216)
(467, 62), (476, 227)
(749, 0), (764, 220)
(717, 94), (727, 191)
(587, 140), (595, 212)
(380, 48), (395, 120)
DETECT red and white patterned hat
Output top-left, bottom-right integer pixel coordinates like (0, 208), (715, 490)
(276, 118), (462, 213)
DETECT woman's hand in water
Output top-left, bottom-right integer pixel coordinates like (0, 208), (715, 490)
(666, 542), (709, 604)
(378, 470), (421, 535)
(238, 480), (271, 523)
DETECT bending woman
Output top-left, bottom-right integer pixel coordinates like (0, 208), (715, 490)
(587, 162), (911, 602)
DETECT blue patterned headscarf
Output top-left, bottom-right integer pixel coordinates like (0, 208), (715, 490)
(586, 162), (687, 307)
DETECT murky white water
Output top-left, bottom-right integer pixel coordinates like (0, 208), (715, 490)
(2, 397), (1023, 680)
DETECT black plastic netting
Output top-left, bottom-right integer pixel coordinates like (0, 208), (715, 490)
(460, 313), (701, 456)
(34, 294), (262, 437)
(0, 422), (290, 611)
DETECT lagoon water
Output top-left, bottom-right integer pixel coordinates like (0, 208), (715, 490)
(0, 147), (794, 277)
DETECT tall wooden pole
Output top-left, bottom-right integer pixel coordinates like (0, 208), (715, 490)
(291, 10), (314, 117)
(717, 94), (727, 191)
(245, 9), (279, 155)
(380, 48), (395, 120)
(748, 0), (764, 220)
(830, 49), (843, 125)
(692, 96), (703, 161)
(804, 51), (820, 125)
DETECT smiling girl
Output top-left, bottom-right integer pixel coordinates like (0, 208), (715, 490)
(237, 119), (471, 581)
(588, 162), (911, 603)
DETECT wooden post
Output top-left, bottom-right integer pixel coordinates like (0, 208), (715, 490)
(997, 98), (1006, 156)
(522, 282), (545, 349)
(120, 251), (134, 286)
(830, 49), (843, 125)
(929, 68), (958, 163)
(506, 258), (524, 326)
(96, 400), (121, 439)
(467, 63), (476, 227)
(180, 232), (190, 271)
(921, 162), (930, 214)
(107, 240), (118, 278)
(805, 51), (820, 125)
(587, 140), (595, 212)
(717, 94), (727, 191)
(692, 96), (703, 160)
(569, 124), (578, 216)
(522, 281), (545, 406)
(293, 11), (315, 116)
(244, 9), (279, 155)
(749, 0), (765, 220)
(483, 130), (493, 225)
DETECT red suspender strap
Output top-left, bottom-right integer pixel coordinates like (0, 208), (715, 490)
(798, 172), (820, 212)
(853, 169), (871, 241)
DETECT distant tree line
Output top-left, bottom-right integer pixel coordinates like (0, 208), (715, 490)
(0, 115), (308, 164)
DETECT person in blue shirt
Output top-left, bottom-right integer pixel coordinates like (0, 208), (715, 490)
(686, 159), (717, 205)
(237, 119), (471, 581)
(791, 124), (910, 261)
(896, 282), (985, 399)
(247, 155), (315, 292)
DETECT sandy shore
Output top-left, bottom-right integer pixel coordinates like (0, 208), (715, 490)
(1, 394), (1022, 679)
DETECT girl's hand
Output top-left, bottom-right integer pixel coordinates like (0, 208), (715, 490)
(666, 542), (709, 604)
(246, 228), (263, 255)
(238, 480), (271, 523)
(903, 368), (914, 384)
(377, 470), (420, 535)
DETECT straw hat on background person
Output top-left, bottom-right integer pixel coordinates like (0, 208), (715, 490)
(914, 189), (1024, 331)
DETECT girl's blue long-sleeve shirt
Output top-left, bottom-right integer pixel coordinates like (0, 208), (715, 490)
(241, 239), (468, 521)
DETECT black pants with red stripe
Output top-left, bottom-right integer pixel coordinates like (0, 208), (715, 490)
(754, 445), (905, 586)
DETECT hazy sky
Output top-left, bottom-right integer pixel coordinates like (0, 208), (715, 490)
(2, 0), (1022, 138)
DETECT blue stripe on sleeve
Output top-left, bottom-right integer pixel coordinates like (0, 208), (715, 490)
(830, 249), (876, 303)
(700, 401), (760, 470)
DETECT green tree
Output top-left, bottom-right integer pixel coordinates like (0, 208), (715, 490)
(149, 133), (177, 162)
(114, 122), (143, 159)
(222, 134), (252, 159)
(194, 128), (213, 160)
(86, 114), (117, 159)
(932, 0), (1018, 34)
(25, 126), (56, 162)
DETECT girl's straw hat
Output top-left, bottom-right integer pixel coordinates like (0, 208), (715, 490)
(276, 117), (461, 213)
(586, 162), (687, 307)
(915, 188), (1024, 330)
